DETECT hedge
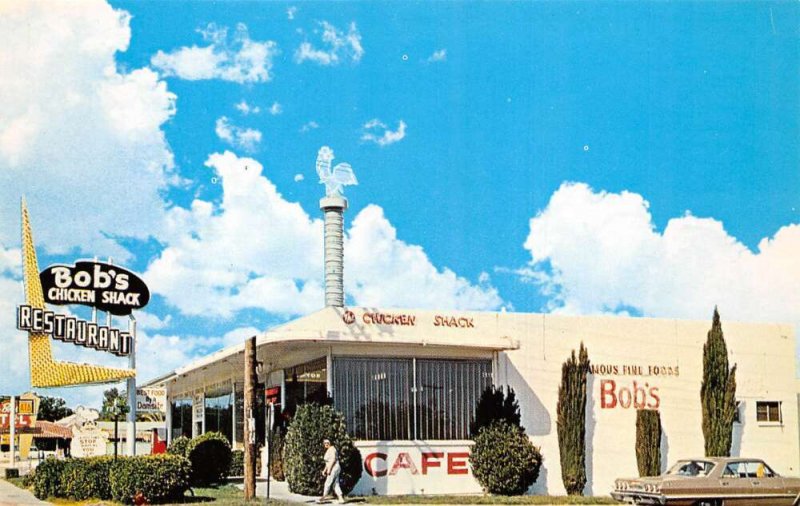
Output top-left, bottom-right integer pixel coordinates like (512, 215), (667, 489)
(62, 456), (114, 500)
(470, 421), (543, 495)
(31, 454), (190, 504)
(284, 404), (361, 495)
(185, 431), (232, 485)
(32, 457), (67, 499)
(110, 454), (191, 504)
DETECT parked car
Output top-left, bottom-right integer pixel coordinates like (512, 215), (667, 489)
(611, 457), (800, 505)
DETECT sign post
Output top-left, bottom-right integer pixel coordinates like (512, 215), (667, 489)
(126, 317), (136, 456)
(9, 396), (15, 468)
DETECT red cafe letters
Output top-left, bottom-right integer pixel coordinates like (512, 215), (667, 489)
(364, 451), (470, 477)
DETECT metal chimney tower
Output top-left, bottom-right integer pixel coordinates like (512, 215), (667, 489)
(315, 146), (357, 307)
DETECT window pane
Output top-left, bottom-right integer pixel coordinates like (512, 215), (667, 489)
(205, 392), (233, 442)
(757, 403), (768, 421)
(333, 358), (411, 440)
(416, 359), (492, 440)
(768, 403), (780, 422)
(285, 357), (328, 416)
(234, 383), (244, 444)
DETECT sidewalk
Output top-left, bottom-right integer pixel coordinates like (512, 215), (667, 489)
(255, 478), (318, 503)
(249, 479), (610, 506)
(0, 479), (49, 505)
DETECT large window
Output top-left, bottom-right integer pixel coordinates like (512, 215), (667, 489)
(170, 398), (192, 440)
(205, 392), (233, 442)
(334, 357), (492, 441)
(285, 358), (328, 416)
(756, 401), (782, 423)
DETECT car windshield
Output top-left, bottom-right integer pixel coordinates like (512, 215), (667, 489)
(666, 460), (715, 477)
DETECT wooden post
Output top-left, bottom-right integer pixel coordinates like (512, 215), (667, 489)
(244, 336), (257, 500)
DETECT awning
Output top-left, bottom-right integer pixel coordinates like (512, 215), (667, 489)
(144, 306), (523, 397)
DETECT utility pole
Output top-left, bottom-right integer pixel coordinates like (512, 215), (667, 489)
(243, 336), (257, 500)
(9, 396), (16, 469)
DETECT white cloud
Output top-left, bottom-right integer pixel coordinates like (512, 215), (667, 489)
(235, 100), (260, 115)
(521, 182), (800, 326)
(295, 21), (363, 65)
(0, 0), (176, 260)
(361, 119), (407, 147)
(294, 174), (304, 182)
(300, 121), (319, 133)
(287, 6), (297, 20)
(215, 116), (262, 152)
(145, 151), (502, 318)
(145, 152), (325, 318)
(427, 49), (447, 62)
(269, 102), (283, 115)
(152, 23), (278, 83)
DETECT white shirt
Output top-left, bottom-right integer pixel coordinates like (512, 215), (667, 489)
(324, 446), (340, 473)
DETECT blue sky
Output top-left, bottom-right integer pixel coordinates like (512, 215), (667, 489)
(0, 0), (797, 409)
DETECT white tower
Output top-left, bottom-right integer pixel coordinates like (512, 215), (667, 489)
(316, 146), (357, 307)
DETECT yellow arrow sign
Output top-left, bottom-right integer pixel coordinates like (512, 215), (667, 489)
(21, 200), (135, 387)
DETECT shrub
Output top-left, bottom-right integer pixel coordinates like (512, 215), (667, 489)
(167, 435), (190, 457)
(109, 454), (191, 504)
(470, 422), (543, 495)
(636, 409), (662, 477)
(471, 385), (522, 437)
(185, 431), (232, 485)
(270, 428), (286, 481)
(32, 457), (67, 499)
(62, 456), (113, 500)
(557, 342), (590, 495)
(229, 449), (245, 476)
(284, 404), (361, 495)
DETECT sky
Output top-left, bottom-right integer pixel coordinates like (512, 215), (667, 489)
(0, 0), (798, 410)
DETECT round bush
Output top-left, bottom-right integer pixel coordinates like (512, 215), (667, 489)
(62, 456), (113, 500)
(167, 435), (190, 457)
(470, 421), (543, 495)
(109, 454), (191, 504)
(185, 431), (232, 486)
(32, 457), (67, 499)
(284, 404), (361, 495)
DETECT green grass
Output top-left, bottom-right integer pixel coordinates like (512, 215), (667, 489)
(358, 495), (620, 505)
(165, 485), (294, 505)
(4, 476), (26, 489)
(2, 479), (293, 506)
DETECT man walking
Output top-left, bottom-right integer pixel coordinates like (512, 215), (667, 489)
(319, 438), (345, 504)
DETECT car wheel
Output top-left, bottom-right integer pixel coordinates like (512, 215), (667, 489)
(695, 501), (720, 506)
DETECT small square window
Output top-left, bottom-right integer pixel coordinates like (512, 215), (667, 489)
(756, 401), (781, 423)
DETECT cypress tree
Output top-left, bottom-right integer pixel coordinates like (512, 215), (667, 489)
(556, 342), (590, 495)
(700, 307), (738, 457)
(635, 409), (661, 477)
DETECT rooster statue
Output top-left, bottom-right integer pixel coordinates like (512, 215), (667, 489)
(316, 146), (358, 197)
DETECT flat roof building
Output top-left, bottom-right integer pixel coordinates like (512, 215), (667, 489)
(146, 305), (798, 496)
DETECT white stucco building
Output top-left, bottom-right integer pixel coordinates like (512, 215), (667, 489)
(146, 305), (798, 496)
